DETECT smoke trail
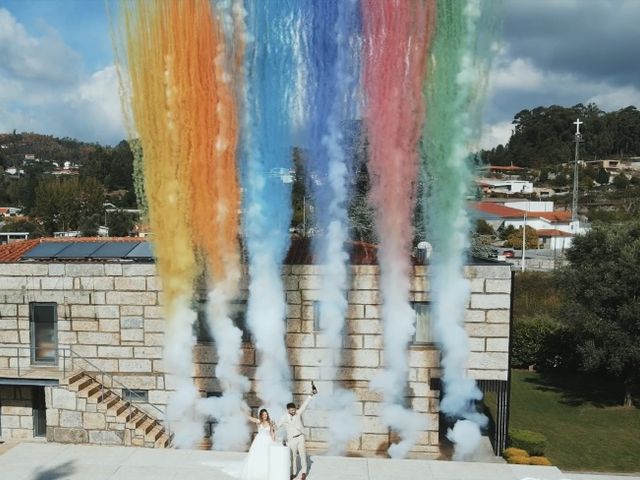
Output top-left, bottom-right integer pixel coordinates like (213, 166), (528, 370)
(298, 0), (362, 454)
(111, 1), (201, 447)
(422, 0), (501, 459)
(240, 0), (300, 414)
(362, 0), (435, 458)
(112, 0), (251, 448)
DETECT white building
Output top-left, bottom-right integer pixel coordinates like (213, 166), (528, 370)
(476, 179), (534, 195)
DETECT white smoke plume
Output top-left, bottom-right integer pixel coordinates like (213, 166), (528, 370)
(316, 174), (361, 453)
(370, 260), (427, 458)
(163, 299), (204, 448)
(447, 419), (482, 461)
(245, 254), (293, 415)
(198, 270), (251, 451)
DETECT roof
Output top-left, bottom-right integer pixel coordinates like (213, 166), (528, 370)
(1, 237), (506, 266)
(537, 229), (574, 238)
(471, 202), (573, 223)
(471, 202), (528, 218)
(0, 239), (41, 262)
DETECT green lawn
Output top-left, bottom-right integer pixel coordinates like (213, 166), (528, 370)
(490, 370), (640, 473)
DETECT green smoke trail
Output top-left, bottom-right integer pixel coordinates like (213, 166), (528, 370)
(421, 0), (502, 457)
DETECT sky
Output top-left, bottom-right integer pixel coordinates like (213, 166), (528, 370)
(1, 0), (639, 149)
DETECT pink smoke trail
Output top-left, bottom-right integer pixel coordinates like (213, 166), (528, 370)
(362, 0), (435, 458)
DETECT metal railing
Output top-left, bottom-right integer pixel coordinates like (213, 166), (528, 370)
(3, 345), (170, 443)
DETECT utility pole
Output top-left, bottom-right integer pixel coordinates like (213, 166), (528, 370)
(521, 211), (527, 272)
(572, 118), (583, 225)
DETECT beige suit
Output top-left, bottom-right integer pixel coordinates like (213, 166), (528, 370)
(277, 395), (313, 477)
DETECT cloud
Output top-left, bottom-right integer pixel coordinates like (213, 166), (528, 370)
(0, 8), (125, 145)
(482, 0), (640, 149)
(480, 121), (513, 151)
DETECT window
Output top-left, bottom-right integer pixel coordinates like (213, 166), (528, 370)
(412, 302), (433, 344)
(30, 303), (57, 364)
(313, 301), (321, 332)
(194, 300), (250, 343)
(204, 391), (222, 438)
(123, 389), (148, 402)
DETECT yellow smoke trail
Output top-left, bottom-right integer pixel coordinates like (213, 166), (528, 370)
(114, 1), (196, 316)
(112, 0), (242, 314)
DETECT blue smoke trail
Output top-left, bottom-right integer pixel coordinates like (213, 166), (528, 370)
(298, 0), (362, 454)
(240, 0), (298, 414)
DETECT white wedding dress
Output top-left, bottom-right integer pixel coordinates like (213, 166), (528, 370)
(205, 423), (289, 480)
(241, 423), (276, 480)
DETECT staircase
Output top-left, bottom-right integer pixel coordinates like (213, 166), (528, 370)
(65, 372), (171, 448)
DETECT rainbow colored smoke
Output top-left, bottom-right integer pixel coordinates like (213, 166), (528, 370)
(112, 0), (498, 457)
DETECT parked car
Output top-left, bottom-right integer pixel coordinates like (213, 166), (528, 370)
(488, 248), (499, 259)
(502, 249), (515, 258)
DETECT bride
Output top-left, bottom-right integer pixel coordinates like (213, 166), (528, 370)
(241, 409), (278, 480)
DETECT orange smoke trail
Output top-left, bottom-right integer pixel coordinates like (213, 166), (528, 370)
(113, 0), (242, 314)
(165, 0), (241, 282)
(116, 1), (197, 316)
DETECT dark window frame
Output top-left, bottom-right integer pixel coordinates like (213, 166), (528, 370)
(194, 300), (251, 344)
(29, 302), (58, 365)
(122, 389), (149, 403)
(411, 301), (435, 345)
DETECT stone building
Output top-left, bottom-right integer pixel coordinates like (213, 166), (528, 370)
(0, 238), (512, 457)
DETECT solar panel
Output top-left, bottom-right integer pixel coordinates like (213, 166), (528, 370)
(125, 242), (154, 259)
(89, 242), (139, 259)
(22, 242), (71, 259)
(55, 242), (105, 259)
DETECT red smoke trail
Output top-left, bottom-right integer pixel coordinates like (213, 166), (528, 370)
(362, 0), (435, 457)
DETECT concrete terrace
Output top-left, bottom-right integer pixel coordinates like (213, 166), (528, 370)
(2, 442), (638, 480)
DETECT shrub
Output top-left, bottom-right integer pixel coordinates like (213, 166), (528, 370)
(511, 315), (559, 368)
(506, 455), (531, 465)
(509, 429), (547, 456)
(529, 456), (553, 466)
(503, 447), (529, 459)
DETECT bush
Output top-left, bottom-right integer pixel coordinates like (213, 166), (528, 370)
(509, 429), (547, 456)
(503, 447), (529, 459)
(511, 315), (577, 370)
(529, 456), (553, 466)
(506, 455), (531, 465)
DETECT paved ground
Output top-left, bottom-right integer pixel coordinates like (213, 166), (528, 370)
(0, 442), (638, 480)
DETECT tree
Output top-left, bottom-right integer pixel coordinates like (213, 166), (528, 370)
(498, 224), (516, 241)
(107, 210), (135, 237)
(504, 226), (539, 249)
(595, 168), (610, 185)
(613, 174), (629, 190)
(561, 223), (640, 407)
(0, 219), (44, 237)
(475, 219), (495, 236)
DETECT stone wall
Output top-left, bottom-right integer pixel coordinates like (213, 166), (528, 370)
(0, 260), (511, 455)
(0, 386), (35, 440)
(45, 385), (128, 446)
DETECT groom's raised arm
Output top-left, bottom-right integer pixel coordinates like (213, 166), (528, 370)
(298, 394), (314, 416)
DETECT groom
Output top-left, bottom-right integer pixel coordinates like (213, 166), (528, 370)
(277, 387), (317, 480)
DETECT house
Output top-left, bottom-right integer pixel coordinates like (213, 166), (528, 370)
(471, 201), (588, 249)
(475, 178), (534, 195)
(0, 238), (512, 457)
(0, 232), (30, 245)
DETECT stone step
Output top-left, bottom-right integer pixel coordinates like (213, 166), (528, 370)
(138, 418), (156, 435)
(155, 434), (171, 449)
(75, 377), (93, 392)
(110, 401), (129, 417)
(78, 382), (101, 399)
(67, 372), (85, 386)
(146, 425), (163, 442)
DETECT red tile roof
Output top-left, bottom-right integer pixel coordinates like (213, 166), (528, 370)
(471, 202), (573, 224)
(471, 202), (528, 218)
(537, 229), (574, 238)
(0, 239), (41, 262)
